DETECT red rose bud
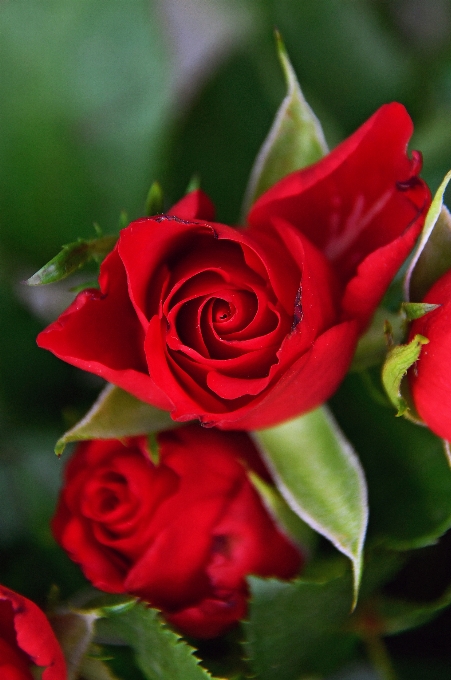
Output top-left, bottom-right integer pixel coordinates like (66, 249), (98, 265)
(0, 585), (67, 680)
(52, 425), (302, 638)
(38, 103), (430, 429)
(408, 269), (451, 440)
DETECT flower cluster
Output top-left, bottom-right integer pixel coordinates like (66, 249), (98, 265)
(38, 101), (433, 641)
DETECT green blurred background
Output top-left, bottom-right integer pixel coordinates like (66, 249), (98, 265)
(2, 0), (451, 675)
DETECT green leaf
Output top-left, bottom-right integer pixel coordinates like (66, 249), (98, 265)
(70, 592), (137, 618)
(25, 234), (117, 285)
(96, 603), (216, 680)
(254, 407), (368, 606)
(330, 372), (451, 549)
(241, 31), (327, 217)
(145, 181), (164, 216)
(244, 569), (356, 680)
(381, 334), (429, 417)
(405, 169), (451, 302)
(55, 383), (177, 455)
(51, 608), (102, 680)
(368, 584), (451, 637)
(78, 657), (120, 680)
(401, 302), (441, 321)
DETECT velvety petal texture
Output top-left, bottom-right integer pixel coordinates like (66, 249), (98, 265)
(248, 103), (429, 331)
(52, 425), (302, 638)
(37, 108), (430, 428)
(408, 270), (451, 441)
(0, 586), (67, 680)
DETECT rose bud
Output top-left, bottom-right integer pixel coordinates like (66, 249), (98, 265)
(38, 103), (430, 429)
(0, 584), (67, 679)
(408, 269), (451, 440)
(52, 424), (302, 638)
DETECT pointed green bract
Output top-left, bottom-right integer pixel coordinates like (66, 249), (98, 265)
(351, 308), (404, 372)
(146, 181), (164, 216)
(25, 234), (117, 285)
(401, 302), (440, 321)
(381, 334), (429, 418)
(405, 170), (451, 302)
(55, 383), (177, 455)
(96, 603), (216, 680)
(254, 407), (368, 606)
(185, 174), (201, 194)
(241, 32), (328, 217)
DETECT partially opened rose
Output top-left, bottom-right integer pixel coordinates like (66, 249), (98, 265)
(408, 269), (451, 440)
(52, 425), (302, 638)
(0, 584), (67, 679)
(38, 103), (429, 429)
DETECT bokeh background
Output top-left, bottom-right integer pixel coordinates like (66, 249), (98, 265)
(2, 1), (451, 677)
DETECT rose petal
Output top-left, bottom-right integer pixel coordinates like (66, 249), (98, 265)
(0, 586), (66, 680)
(165, 590), (248, 639)
(211, 320), (359, 429)
(248, 102), (430, 285)
(168, 189), (216, 221)
(37, 250), (171, 409)
(125, 495), (226, 610)
(409, 270), (451, 440)
(341, 210), (424, 330)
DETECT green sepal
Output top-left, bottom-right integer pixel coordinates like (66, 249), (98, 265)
(96, 602), (217, 680)
(49, 593), (136, 680)
(118, 211), (129, 230)
(254, 406), (368, 607)
(26, 234), (117, 286)
(70, 593), (138, 618)
(185, 174), (201, 194)
(401, 302), (440, 321)
(405, 169), (451, 302)
(147, 432), (160, 465)
(145, 181), (164, 216)
(351, 308), (404, 372)
(381, 334), (429, 417)
(55, 383), (177, 456)
(248, 471), (316, 554)
(50, 608), (103, 680)
(241, 31), (327, 217)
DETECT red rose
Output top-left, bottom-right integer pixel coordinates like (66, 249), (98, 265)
(0, 584), (66, 680)
(408, 269), (451, 440)
(52, 425), (302, 638)
(38, 103), (429, 429)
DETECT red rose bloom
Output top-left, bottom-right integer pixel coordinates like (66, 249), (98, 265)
(408, 269), (451, 440)
(38, 103), (429, 429)
(52, 425), (302, 638)
(0, 585), (66, 680)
